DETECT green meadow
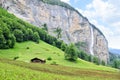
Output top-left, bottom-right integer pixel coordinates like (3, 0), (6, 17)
(0, 41), (119, 80)
(0, 41), (118, 71)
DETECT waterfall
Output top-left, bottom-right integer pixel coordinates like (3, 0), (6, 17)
(90, 26), (94, 55)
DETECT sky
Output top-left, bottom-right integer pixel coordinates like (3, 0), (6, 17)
(61, 0), (120, 49)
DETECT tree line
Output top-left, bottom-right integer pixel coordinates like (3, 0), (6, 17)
(109, 52), (120, 69)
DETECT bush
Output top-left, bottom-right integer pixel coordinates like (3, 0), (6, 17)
(78, 51), (88, 61)
(61, 42), (67, 51)
(88, 55), (92, 62)
(47, 57), (52, 60)
(65, 44), (78, 61)
(13, 56), (19, 60)
(26, 47), (29, 49)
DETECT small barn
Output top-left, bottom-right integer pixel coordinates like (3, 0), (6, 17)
(31, 57), (46, 64)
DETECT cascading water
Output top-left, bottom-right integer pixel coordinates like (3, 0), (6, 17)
(90, 26), (94, 55)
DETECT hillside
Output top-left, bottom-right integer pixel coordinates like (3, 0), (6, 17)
(0, 58), (119, 80)
(0, 59), (119, 80)
(0, 41), (118, 71)
(0, 41), (119, 80)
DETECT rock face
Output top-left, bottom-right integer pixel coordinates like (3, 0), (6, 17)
(0, 0), (109, 63)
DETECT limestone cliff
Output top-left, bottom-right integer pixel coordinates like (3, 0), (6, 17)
(0, 0), (109, 63)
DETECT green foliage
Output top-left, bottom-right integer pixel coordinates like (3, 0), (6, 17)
(47, 57), (52, 60)
(109, 52), (120, 69)
(77, 49), (103, 65)
(13, 29), (23, 42)
(78, 51), (89, 61)
(0, 7), (45, 48)
(101, 60), (105, 66)
(65, 44), (78, 61)
(52, 42), (56, 46)
(88, 55), (92, 62)
(27, 28), (34, 40)
(55, 40), (63, 48)
(113, 60), (120, 69)
(37, 29), (47, 41)
(45, 35), (54, 44)
(93, 57), (100, 65)
(0, 24), (16, 49)
(60, 42), (67, 51)
(0, 30), (6, 48)
(13, 56), (19, 60)
(32, 32), (40, 43)
(8, 34), (16, 48)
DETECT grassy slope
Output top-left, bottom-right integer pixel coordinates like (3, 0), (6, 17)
(0, 58), (120, 80)
(0, 41), (120, 80)
(0, 41), (118, 71)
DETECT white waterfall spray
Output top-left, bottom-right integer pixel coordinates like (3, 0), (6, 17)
(90, 26), (94, 55)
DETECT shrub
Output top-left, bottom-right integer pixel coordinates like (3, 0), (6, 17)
(65, 44), (78, 61)
(61, 42), (67, 51)
(26, 47), (29, 49)
(78, 51), (88, 61)
(13, 56), (19, 60)
(47, 57), (52, 60)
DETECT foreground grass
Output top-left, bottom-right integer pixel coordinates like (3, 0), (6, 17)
(0, 58), (120, 80)
(0, 41), (118, 72)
